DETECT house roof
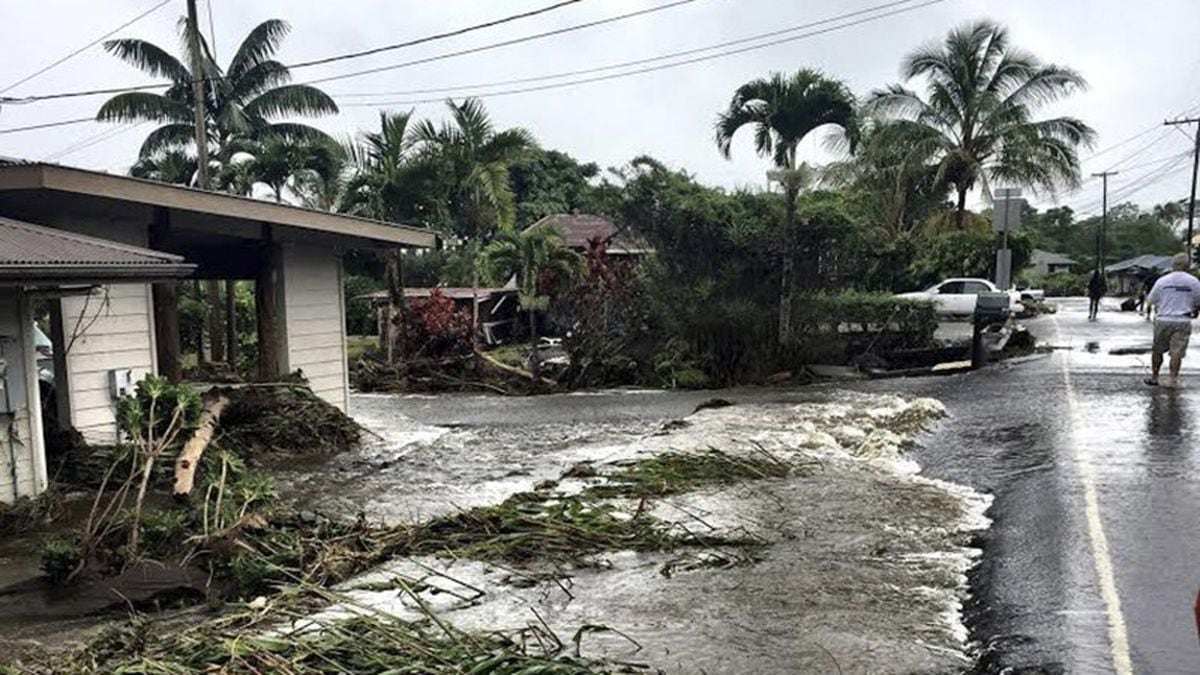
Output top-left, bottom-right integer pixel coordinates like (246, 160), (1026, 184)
(1105, 254), (1173, 275)
(524, 213), (651, 254)
(1030, 249), (1078, 266)
(0, 216), (194, 281)
(0, 159), (436, 248)
(363, 287), (518, 303)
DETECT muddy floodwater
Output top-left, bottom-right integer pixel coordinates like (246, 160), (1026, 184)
(275, 387), (990, 674)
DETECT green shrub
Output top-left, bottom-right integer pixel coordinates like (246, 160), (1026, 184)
(40, 533), (82, 583)
(787, 292), (938, 364)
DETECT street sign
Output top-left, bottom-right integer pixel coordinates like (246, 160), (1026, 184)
(993, 187), (1025, 233)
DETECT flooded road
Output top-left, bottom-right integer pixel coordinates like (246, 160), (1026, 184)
(278, 387), (988, 673)
(855, 298), (1200, 673)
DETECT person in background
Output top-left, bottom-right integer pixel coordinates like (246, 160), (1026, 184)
(1145, 253), (1200, 388)
(1087, 268), (1106, 321)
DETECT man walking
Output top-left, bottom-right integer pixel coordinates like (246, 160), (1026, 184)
(1087, 269), (1106, 321)
(1146, 253), (1200, 387)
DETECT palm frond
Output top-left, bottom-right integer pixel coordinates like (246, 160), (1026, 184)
(244, 84), (338, 120)
(138, 123), (197, 158)
(228, 19), (290, 81)
(103, 38), (191, 82)
(96, 92), (191, 124)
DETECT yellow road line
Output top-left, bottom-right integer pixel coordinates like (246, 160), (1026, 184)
(1055, 316), (1134, 674)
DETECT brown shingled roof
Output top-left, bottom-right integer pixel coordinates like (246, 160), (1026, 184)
(524, 213), (651, 254)
(0, 216), (194, 281)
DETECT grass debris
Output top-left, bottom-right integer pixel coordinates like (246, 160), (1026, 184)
(218, 385), (363, 456)
(14, 592), (653, 675)
(584, 448), (801, 499)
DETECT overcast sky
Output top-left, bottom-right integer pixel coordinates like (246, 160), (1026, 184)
(1, 0), (1197, 217)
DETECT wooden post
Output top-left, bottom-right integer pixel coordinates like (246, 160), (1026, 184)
(206, 280), (225, 363)
(256, 226), (282, 380)
(225, 279), (237, 369)
(150, 208), (182, 383)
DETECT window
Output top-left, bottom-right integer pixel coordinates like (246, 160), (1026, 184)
(962, 281), (990, 294)
(937, 281), (965, 294)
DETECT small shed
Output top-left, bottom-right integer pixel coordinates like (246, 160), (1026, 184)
(1105, 254), (1172, 295)
(366, 287), (519, 346)
(0, 160), (435, 473)
(0, 217), (193, 502)
(1028, 249), (1078, 275)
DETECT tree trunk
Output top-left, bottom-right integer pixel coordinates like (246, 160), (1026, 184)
(528, 305), (541, 381)
(206, 279), (225, 363)
(172, 395), (230, 497)
(471, 267), (481, 349)
(385, 249), (406, 364)
(778, 184), (798, 346)
(955, 187), (968, 230)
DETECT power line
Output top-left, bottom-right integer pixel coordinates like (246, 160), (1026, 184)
(0, 117), (96, 135)
(0, 0), (173, 95)
(1, 0), (695, 104)
(301, 0), (704, 87)
(1071, 154), (1194, 216)
(0, 0), (942, 137)
(341, 0), (948, 108)
(332, 0), (928, 100)
(287, 0), (586, 70)
(43, 122), (144, 162)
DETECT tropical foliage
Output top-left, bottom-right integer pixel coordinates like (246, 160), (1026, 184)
(865, 20), (1095, 228)
(98, 19), (338, 187)
(715, 69), (859, 342)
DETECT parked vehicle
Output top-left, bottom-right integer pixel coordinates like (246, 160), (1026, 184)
(1017, 286), (1045, 302)
(897, 278), (1022, 317)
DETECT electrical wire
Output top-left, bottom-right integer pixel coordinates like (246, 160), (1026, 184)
(0, 0), (173, 95)
(0, 117), (96, 135)
(287, 0), (586, 70)
(42, 122), (145, 162)
(331, 0), (928, 100)
(0, 0), (692, 104)
(340, 0), (948, 107)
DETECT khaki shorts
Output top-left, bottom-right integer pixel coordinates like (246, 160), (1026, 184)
(1153, 320), (1192, 357)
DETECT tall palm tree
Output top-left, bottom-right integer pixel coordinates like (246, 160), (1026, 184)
(245, 136), (343, 203)
(715, 69), (858, 343)
(97, 19), (338, 178)
(411, 99), (537, 342)
(130, 149), (197, 185)
(866, 20), (1095, 230)
(484, 227), (581, 377)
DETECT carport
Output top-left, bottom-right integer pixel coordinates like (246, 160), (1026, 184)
(0, 160), (435, 447)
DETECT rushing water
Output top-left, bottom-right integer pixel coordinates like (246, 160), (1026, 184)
(274, 387), (992, 674)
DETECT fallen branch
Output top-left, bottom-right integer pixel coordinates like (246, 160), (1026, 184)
(476, 349), (558, 387)
(173, 394), (230, 497)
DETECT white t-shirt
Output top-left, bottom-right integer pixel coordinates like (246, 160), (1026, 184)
(1148, 270), (1200, 322)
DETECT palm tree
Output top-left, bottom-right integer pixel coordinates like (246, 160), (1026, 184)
(484, 227), (581, 377)
(715, 69), (858, 343)
(245, 136), (343, 203)
(866, 20), (1095, 230)
(410, 99), (537, 343)
(130, 149), (196, 185)
(97, 19), (338, 179)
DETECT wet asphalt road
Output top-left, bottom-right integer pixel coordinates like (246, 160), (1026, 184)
(861, 298), (1200, 673)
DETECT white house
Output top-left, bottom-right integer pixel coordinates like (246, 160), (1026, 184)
(0, 161), (435, 502)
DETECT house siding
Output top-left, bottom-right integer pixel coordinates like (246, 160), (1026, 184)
(0, 290), (43, 502)
(60, 284), (156, 444)
(281, 243), (349, 411)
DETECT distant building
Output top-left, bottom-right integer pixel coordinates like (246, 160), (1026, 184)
(1105, 254), (1173, 295)
(523, 213), (652, 257)
(1028, 249), (1078, 275)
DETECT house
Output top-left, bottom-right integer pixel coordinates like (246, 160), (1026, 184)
(0, 217), (194, 502)
(365, 287), (519, 346)
(524, 213), (651, 257)
(1105, 254), (1173, 295)
(1028, 249), (1078, 275)
(0, 160), (435, 502)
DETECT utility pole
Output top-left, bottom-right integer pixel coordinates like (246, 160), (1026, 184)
(185, 0), (210, 190)
(1165, 117), (1200, 263)
(1092, 171), (1118, 272)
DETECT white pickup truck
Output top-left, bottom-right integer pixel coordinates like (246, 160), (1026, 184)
(896, 278), (1023, 317)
